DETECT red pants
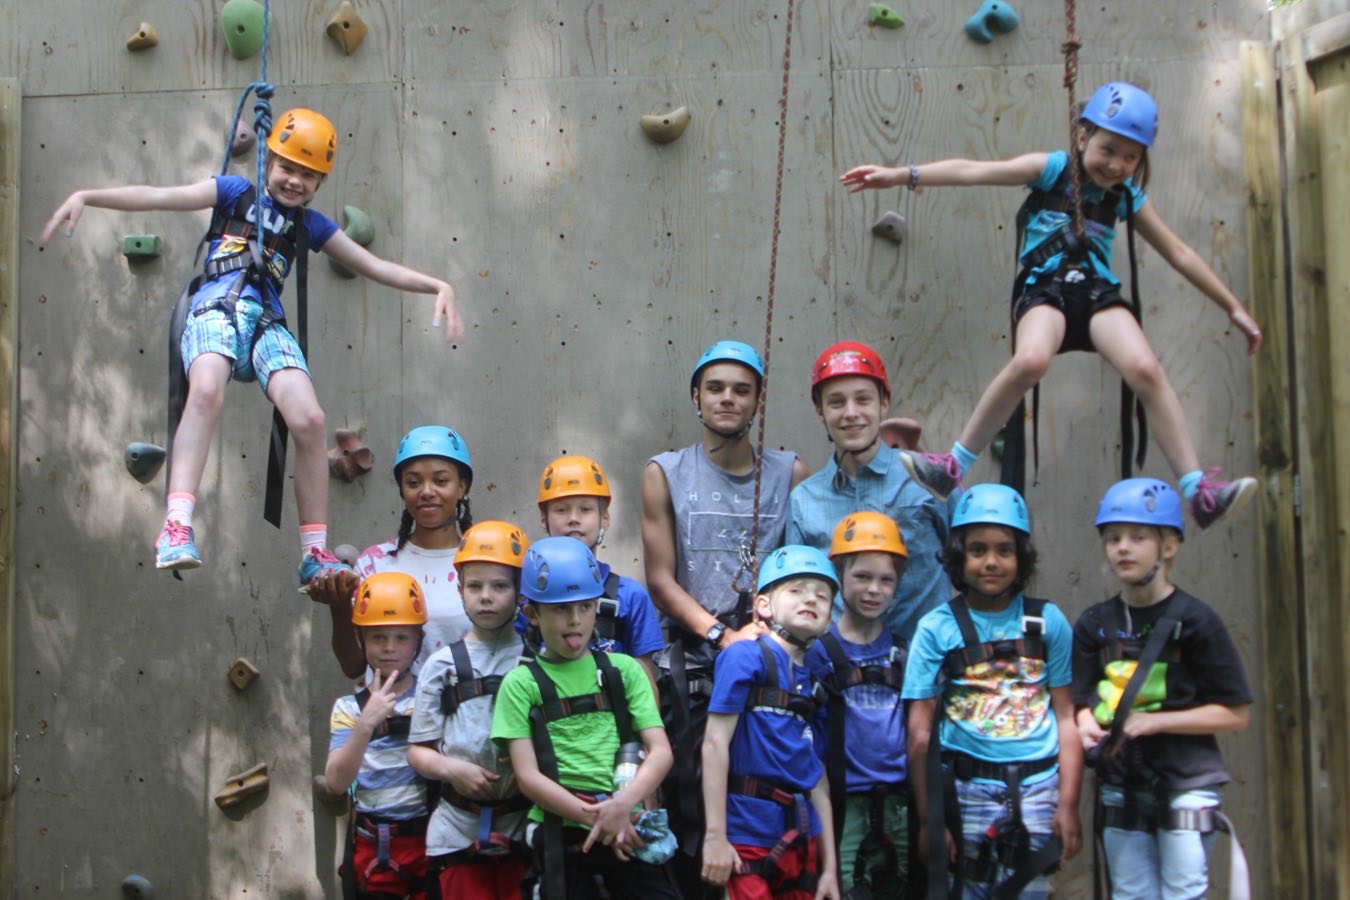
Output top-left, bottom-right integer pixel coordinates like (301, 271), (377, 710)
(727, 839), (819, 900)
(348, 829), (429, 899)
(432, 855), (529, 900)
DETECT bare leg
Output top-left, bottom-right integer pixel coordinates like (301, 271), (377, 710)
(956, 306), (1068, 453)
(265, 367), (328, 526)
(168, 354), (232, 495)
(1089, 307), (1201, 478)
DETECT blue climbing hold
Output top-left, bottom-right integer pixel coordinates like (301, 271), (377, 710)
(965, 0), (1020, 43)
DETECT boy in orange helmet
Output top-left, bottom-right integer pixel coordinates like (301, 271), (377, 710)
(39, 108), (462, 590)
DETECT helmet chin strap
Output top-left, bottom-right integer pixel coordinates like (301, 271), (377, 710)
(829, 430), (880, 490)
(1131, 561), (1161, 587)
(696, 406), (754, 445)
(770, 622), (815, 650)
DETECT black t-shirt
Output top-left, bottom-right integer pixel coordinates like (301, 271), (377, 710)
(1072, 588), (1252, 790)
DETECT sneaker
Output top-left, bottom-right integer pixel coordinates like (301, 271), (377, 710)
(900, 450), (963, 501)
(1190, 470), (1257, 530)
(155, 521), (202, 571)
(298, 547), (354, 594)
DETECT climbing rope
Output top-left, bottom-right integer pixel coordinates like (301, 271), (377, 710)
(216, 0), (276, 265)
(1061, 0), (1085, 241)
(737, 0), (797, 592)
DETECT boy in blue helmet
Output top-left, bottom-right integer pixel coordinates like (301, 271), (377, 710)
(702, 545), (841, 900)
(1072, 479), (1251, 899)
(904, 485), (1081, 899)
(491, 536), (679, 899)
(842, 82), (1260, 531)
(642, 339), (811, 898)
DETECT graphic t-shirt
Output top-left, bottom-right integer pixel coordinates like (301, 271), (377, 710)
(329, 684), (425, 819)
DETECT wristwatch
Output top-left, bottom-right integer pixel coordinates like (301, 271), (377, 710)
(705, 622), (728, 648)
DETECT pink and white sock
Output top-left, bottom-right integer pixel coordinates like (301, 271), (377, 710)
(165, 493), (195, 528)
(300, 523), (328, 556)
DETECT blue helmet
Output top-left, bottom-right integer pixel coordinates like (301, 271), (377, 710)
(393, 426), (472, 479)
(520, 536), (605, 604)
(1080, 82), (1158, 148)
(691, 340), (766, 392)
(1095, 478), (1184, 538)
(756, 545), (840, 594)
(951, 483), (1031, 535)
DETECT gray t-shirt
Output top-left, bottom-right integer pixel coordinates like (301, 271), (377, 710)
(650, 443), (796, 670)
(409, 634), (528, 856)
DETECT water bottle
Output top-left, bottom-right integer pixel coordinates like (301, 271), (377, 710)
(612, 741), (645, 799)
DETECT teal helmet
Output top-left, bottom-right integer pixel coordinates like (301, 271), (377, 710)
(951, 483), (1030, 535)
(393, 426), (472, 480)
(520, 536), (605, 604)
(1081, 82), (1158, 148)
(756, 545), (840, 594)
(1095, 478), (1184, 539)
(691, 340), (765, 392)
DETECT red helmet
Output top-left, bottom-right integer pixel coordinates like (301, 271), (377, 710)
(811, 341), (890, 402)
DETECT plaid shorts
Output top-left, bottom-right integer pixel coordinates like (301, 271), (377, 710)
(181, 275), (307, 393)
(953, 770), (1059, 899)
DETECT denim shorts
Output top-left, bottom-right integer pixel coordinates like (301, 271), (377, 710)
(954, 771), (1059, 899)
(180, 275), (307, 393)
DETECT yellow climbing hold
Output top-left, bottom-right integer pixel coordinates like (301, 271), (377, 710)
(640, 106), (691, 145)
(126, 23), (159, 52)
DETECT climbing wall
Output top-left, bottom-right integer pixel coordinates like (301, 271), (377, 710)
(6, 0), (1271, 895)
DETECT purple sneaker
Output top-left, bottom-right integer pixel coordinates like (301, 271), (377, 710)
(900, 450), (963, 501)
(1190, 470), (1257, 530)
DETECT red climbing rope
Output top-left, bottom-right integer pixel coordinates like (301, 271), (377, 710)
(1062, 0), (1086, 241)
(739, 0), (796, 589)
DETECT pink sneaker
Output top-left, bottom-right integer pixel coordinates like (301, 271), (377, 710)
(900, 450), (963, 501)
(1190, 469), (1257, 530)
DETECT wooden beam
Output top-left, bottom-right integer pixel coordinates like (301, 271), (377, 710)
(1301, 11), (1350, 66)
(0, 76), (18, 900)
(1240, 41), (1308, 900)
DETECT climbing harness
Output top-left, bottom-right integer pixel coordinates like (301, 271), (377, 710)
(998, 0), (1147, 494)
(924, 597), (1063, 900)
(727, 639), (822, 893)
(817, 631), (909, 899)
(164, 0), (311, 528)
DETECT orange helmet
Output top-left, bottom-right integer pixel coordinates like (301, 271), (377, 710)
(811, 341), (890, 403)
(537, 455), (611, 509)
(828, 511), (908, 560)
(454, 520), (530, 574)
(266, 108), (337, 174)
(352, 572), (427, 626)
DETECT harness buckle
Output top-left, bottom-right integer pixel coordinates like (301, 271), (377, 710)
(1021, 613), (1046, 635)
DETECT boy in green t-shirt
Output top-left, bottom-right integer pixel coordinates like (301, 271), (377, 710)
(491, 536), (679, 899)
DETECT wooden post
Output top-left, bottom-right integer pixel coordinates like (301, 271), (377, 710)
(1240, 41), (1307, 900)
(0, 77), (19, 900)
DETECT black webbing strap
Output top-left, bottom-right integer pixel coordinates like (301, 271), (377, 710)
(747, 638), (819, 722)
(355, 687), (412, 740)
(665, 639), (703, 856)
(525, 651), (632, 900)
(1118, 191), (1147, 479)
(263, 216), (308, 527)
(924, 713), (959, 900)
(341, 787), (359, 900)
(440, 639), (505, 716)
(941, 597), (1047, 680)
(593, 571), (623, 642)
(1101, 595), (1188, 756)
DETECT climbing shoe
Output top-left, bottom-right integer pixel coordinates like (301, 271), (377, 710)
(900, 450), (964, 502)
(155, 521), (202, 571)
(298, 547), (354, 594)
(1190, 470), (1257, 530)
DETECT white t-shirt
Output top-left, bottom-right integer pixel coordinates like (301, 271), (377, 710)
(408, 634), (528, 855)
(356, 538), (469, 673)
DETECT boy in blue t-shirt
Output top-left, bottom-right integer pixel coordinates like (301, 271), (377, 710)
(902, 485), (1081, 899)
(806, 512), (910, 897)
(40, 108), (461, 588)
(703, 546), (840, 900)
(326, 573), (433, 899)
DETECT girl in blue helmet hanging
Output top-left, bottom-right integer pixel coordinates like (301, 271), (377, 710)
(312, 425), (476, 680)
(841, 82), (1261, 532)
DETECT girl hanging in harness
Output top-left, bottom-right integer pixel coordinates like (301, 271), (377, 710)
(38, 109), (463, 589)
(840, 82), (1262, 532)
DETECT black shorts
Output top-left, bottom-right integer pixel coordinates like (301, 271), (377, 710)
(1013, 271), (1131, 354)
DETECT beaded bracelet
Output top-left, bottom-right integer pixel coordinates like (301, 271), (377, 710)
(907, 164), (920, 190)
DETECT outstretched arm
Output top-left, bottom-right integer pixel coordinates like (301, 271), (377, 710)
(840, 153), (1048, 192)
(1133, 203), (1262, 355)
(321, 230), (464, 342)
(39, 179), (218, 247)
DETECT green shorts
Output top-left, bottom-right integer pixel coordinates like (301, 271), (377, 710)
(838, 790), (909, 897)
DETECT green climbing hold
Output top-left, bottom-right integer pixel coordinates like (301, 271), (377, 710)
(329, 206), (374, 279)
(124, 442), (167, 484)
(221, 0), (271, 61)
(868, 3), (904, 29)
(122, 234), (161, 259)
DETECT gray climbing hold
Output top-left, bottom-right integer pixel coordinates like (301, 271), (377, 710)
(640, 106), (691, 144)
(230, 120), (256, 158)
(221, 0), (271, 61)
(125, 443), (167, 484)
(328, 206), (375, 278)
(871, 211), (907, 244)
(867, 4), (904, 29)
(334, 544), (359, 566)
(121, 874), (156, 900)
(965, 0), (1019, 43)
